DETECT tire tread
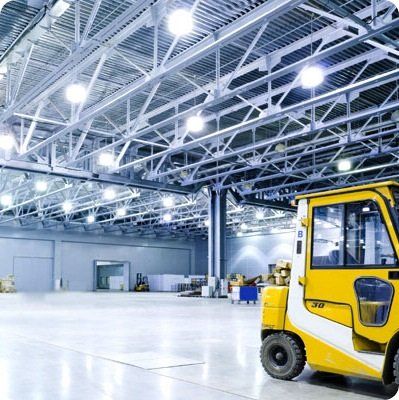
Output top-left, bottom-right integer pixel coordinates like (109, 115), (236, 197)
(393, 349), (399, 384)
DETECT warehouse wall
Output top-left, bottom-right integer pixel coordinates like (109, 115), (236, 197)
(194, 231), (295, 277)
(61, 241), (191, 291)
(0, 226), (195, 291)
(194, 238), (208, 274)
(0, 237), (54, 291)
(226, 231), (295, 278)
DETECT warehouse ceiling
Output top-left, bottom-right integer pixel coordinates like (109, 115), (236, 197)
(0, 169), (295, 237)
(0, 0), (398, 237)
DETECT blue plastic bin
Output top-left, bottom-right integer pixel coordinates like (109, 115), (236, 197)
(231, 286), (258, 304)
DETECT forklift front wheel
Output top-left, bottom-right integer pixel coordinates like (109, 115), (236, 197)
(260, 332), (306, 381)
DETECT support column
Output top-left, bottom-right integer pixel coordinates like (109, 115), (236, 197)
(53, 240), (62, 290)
(208, 188), (227, 280)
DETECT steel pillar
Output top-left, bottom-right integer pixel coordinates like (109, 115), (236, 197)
(208, 188), (227, 280)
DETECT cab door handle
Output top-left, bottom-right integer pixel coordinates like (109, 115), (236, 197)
(298, 276), (306, 287)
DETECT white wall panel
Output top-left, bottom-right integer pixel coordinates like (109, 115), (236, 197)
(0, 236), (53, 278)
(13, 257), (53, 292)
(61, 241), (191, 291)
(226, 232), (295, 277)
(0, 227), (195, 292)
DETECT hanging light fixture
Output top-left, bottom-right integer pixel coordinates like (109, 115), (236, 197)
(0, 194), (12, 207)
(163, 213), (172, 222)
(35, 180), (48, 193)
(62, 201), (73, 213)
(65, 83), (87, 104)
(103, 188), (116, 201)
(255, 211), (264, 220)
(186, 115), (204, 133)
(167, 9), (193, 36)
(86, 214), (96, 224)
(337, 159), (352, 172)
(300, 65), (324, 89)
(98, 152), (115, 167)
(0, 133), (14, 151)
(116, 207), (127, 217)
(163, 196), (174, 208)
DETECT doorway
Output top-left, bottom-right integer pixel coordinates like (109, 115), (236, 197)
(13, 256), (54, 292)
(94, 260), (130, 291)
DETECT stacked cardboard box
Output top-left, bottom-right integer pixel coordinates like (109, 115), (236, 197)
(0, 275), (16, 293)
(266, 259), (292, 286)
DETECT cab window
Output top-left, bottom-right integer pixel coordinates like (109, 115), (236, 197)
(312, 201), (397, 268)
(346, 202), (396, 266)
(312, 205), (344, 267)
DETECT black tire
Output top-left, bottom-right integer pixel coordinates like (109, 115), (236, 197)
(393, 348), (399, 384)
(260, 332), (306, 380)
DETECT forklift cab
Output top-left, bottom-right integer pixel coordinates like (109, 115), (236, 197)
(305, 185), (399, 347)
(260, 182), (399, 385)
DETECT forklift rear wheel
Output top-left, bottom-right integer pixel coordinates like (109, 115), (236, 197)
(393, 347), (399, 384)
(260, 332), (306, 380)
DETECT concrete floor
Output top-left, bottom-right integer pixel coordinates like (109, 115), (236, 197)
(0, 292), (396, 400)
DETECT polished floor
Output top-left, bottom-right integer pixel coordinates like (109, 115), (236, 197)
(0, 292), (396, 400)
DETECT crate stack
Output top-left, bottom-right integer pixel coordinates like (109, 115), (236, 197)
(266, 260), (292, 286)
(0, 275), (16, 293)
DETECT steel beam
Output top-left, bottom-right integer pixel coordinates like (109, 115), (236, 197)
(115, 68), (399, 172)
(0, 158), (196, 194)
(69, 11), (396, 167)
(0, 0), (158, 123)
(19, 0), (306, 157)
(229, 189), (295, 212)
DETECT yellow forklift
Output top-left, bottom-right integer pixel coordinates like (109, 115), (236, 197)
(260, 181), (399, 385)
(134, 273), (149, 292)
